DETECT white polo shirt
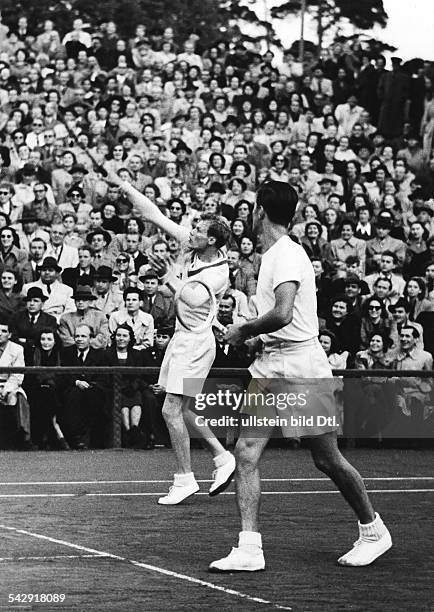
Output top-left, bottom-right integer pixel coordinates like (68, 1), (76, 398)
(256, 235), (318, 344)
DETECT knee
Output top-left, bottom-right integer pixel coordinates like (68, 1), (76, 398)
(161, 396), (182, 424)
(312, 451), (342, 475)
(235, 438), (261, 473)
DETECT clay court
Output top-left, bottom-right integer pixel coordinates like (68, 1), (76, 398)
(0, 447), (432, 611)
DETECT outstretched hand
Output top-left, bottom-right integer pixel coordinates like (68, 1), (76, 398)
(105, 171), (124, 187)
(148, 253), (169, 278)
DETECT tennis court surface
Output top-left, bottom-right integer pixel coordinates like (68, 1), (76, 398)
(0, 447), (432, 611)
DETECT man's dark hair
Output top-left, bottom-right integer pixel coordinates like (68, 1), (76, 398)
(123, 287), (142, 301)
(256, 180), (298, 226)
(221, 293), (236, 308)
(400, 325), (419, 339)
(0, 315), (10, 329)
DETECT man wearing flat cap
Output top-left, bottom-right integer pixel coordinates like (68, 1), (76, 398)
(59, 285), (109, 349)
(9, 287), (57, 348)
(91, 266), (123, 317)
(139, 269), (175, 329)
(22, 257), (75, 322)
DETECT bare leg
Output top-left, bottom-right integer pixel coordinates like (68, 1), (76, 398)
(130, 405), (142, 427)
(309, 431), (375, 524)
(235, 426), (274, 532)
(121, 407), (130, 430)
(162, 393), (191, 474)
(183, 406), (227, 457)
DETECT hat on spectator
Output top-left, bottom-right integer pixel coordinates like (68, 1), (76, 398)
(19, 211), (41, 224)
(388, 298), (410, 313)
(119, 131), (139, 144)
(156, 323), (175, 337)
(139, 270), (158, 282)
(344, 273), (363, 287)
(70, 164), (88, 175)
(209, 152), (226, 168)
(22, 164), (37, 176)
(172, 113), (188, 123)
(377, 211), (394, 228)
(38, 256), (62, 272)
(208, 181), (226, 194)
(318, 176), (337, 186)
(73, 285), (97, 301)
(86, 229), (112, 246)
(93, 266), (117, 282)
(25, 287), (48, 302)
(172, 141), (192, 155)
(223, 115), (240, 128)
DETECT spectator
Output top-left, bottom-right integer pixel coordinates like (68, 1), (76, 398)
(330, 219), (366, 278)
(24, 328), (67, 450)
(139, 270), (175, 329)
(319, 329), (349, 369)
(9, 286), (57, 348)
(324, 295), (361, 357)
(0, 268), (24, 321)
(388, 298), (424, 350)
(91, 266), (123, 317)
(360, 296), (392, 349)
(104, 323), (144, 448)
(22, 256), (75, 322)
(62, 245), (96, 290)
(59, 324), (108, 450)
(58, 285), (109, 349)
(45, 223), (79, 269)
(0, 316), (31, 449)
(403, 276), (434, 320)
(108, 287), (154, 350)
(0, 226), (27, 274)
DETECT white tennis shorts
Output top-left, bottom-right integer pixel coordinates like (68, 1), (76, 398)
(158, 327), (216, 397)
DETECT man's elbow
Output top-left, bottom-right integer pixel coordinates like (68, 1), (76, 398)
(276, 310), (293, 327)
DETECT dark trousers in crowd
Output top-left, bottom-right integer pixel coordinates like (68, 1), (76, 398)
(29, 386), (59, 449)
(61, 387), (106, 449)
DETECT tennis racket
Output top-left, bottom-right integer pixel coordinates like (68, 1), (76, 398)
(175, 278), (226, 334)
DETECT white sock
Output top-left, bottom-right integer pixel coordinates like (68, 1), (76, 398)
(238, 531), (262, 551)
(213, 450), (232, 468)
(359, 513), (387, 540)
(174, 472), (196, 487)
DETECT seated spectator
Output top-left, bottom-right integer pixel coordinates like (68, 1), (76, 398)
(312, 258), (334, 319)
(300, 221), (333, 270)
(21, 237), (48, 284)
(404, 276), (434, 320)
(405, 235), (434, 277)
(91, 265), (123, 316)
(62, 212), (84, 249)
(15, 211), (50, 253)
(227, 247), (256, 299)
(9, 287), (57, 348)
(139, 270), (175, 329)
(318, 329), (349, 369)
(104, 324), (144, 448)
(388, 298), (424, 350)
(109, 287), (154, 350)
(62, 245), (96, 290)
(24, 328), (68, 450)
(0, 316), (31, 449)
(212, 324), (250, 367)
(86, 228), (114, 269)
(45, 223), (79, 270)
(360, 296), (392, 349)
(365, 251), (406, 304)
(323, 294), (361, 358)
(22, 256), (75, 322)
(59, 285), (109, 349)
(0, 268), (24, 321)
(355, 331), (395, 370)
(366, 212), (407, 274)
(58, 186), (93, 234)
(330, 219), (366, 278)
(0, 226), (27, 274)
(239, 234), (261, 279)
(59, 324), (108, 450)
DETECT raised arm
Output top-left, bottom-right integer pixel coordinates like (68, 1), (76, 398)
(107, 173), (189, 243)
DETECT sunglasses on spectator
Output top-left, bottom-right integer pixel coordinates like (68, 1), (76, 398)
(70, 193), (81, 198)
(33, 189), (45, 193)
(116, 258), (128, 263)
(14, 135), (24, 139)
(170, 206), (182, 211)
(368, 305), (381, 310)
(21, 80), (30, 85)
(0, 191), (9, 195)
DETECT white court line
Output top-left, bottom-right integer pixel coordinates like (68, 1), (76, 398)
(0, 477), (432, 486)
(0, 525), (292, 611)
(0, 489), (433, 499)
(0, 554), (106, 561)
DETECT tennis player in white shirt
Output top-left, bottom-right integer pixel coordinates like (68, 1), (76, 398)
(107, 172), (236, 505)
(209, 180), (392, 572)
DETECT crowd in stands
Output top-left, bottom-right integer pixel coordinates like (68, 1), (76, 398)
(0, 13), (433, 449)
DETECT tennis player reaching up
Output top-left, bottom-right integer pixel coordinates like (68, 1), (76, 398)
(209, 180), (392, 572)
(106, 172), (236, 505)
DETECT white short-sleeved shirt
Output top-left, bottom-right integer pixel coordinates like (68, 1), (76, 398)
(256, 235), (318, 343)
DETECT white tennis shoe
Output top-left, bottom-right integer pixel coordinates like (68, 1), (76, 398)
(209, 547), (265, 572)
(338, 527), (392, 566)
(209, 452), (236, 496)
(158, 481), (200, 505)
